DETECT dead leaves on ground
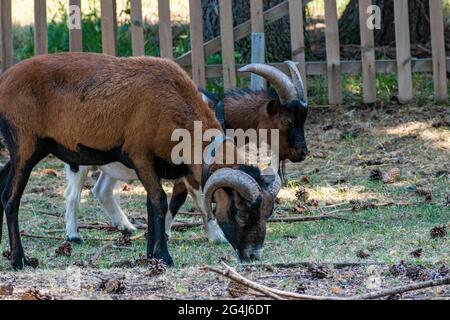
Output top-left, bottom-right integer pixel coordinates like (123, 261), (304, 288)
(430, 225), (448, 239)
(55, 242), (72, 257)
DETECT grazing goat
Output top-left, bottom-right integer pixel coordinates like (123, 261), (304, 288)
(62, 62), (308, 244)
(0, 53), (281, 269)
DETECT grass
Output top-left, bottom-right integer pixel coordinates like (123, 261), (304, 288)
(0, 97), (448, 272)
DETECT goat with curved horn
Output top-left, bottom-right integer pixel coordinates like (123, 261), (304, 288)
(238, 64), (297, 104)
(284, 61), (308, 107)
(203, 168), (261, 217)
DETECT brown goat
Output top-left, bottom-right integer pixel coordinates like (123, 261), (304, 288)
(60, 63), (308, 245)
(0, 53), (281, 269)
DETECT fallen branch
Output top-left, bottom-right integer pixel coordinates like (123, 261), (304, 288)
(206, 262), (346, 300)
(89, 244), (113, 266)
(353, 277), (450, 300)
(21, 207), (61, 218)
(270, 215), (374, 225)
(251, 261), (386, 269)
(78, 224), (118, 232)
(207, 263), (450, 301)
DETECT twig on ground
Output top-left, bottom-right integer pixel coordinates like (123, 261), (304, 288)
(353, 277), (450, 300)
(21, 207), (61, 218)
(20, 232), (65, 241)
(249, 261), (386, 269)
(206, 263), (450, 300)
(206, 262), (346, 300)
(89, 244), (113, 266)
(270, 215), (374, 225)
(78, 224), (118, 232)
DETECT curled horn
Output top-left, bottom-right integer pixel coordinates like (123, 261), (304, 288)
(284, 61), (308, 107)
(203, 168), (262, 216)
(262, 167), (282, 198)
(238, 64), (297, 105)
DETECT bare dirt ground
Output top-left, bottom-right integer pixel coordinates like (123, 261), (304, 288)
(0, 102), (449, 300)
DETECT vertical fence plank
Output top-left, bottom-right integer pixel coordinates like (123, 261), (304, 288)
(324, 0), (342, 104)
(393, 0), (413, 103)
(250, 0), (266, 90)
(289, 0), (307, 96)
(101, 0), (117, 56)
(0, 0), (13, 71)
(130, 0), (145, 56)
(358, 0), (376, 103)
(189, 0), (205, 87)
(429, 0), (448, 102)
(34, 0), (48, 55)
(219, 0), (236, 90)
(69, 0), (82, 52)
(158, 0), (173, 59)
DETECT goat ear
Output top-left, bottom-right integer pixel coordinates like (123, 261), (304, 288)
(266, 100), (280, 116)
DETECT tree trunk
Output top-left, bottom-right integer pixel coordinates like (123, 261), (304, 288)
(201, 0), (310, 63)
(339, 0), (431, 46)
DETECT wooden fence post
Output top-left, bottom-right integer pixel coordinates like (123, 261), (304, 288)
(358, 0), (376, 104)
(429, 0), (448, 102)
(130, 0), (145, 56)
(158, 0), (173, 59)
(0, 0), (13, 71)
(219, 0), (236, 90)
(34, 0), (48, 56)
(289, 0), (307, 96)
(393, 0), (413, 103)
(189, 0), (206, 88)
(250, 0), (266, 90)
(324, 0), (342, 104)
(69, 0), (82, 52)
(101, 0), (117, 56)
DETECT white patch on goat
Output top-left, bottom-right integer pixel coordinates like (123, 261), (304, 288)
(182, 178), (227, 244)
(201, 92), (211, 104)
(165, 210), (174, 240)
(207, 219), (227, 244)
(92, 171), (136, 233)
(64, 164), (91, 241)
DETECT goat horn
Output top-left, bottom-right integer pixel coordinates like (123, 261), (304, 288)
(238, 64), (297, 105)
(203, 168), (262, 216)
(262, 167), (282, 198)
(284, 61), (308, 107)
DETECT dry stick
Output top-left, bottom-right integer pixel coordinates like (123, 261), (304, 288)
(206, 264), (285, 300)
(270, 215), (374, 225)
(89, 244), (113, 266)
(353, 277), (450, 300)
(207, 262), (347, 300)
(252, 261), (386, 269)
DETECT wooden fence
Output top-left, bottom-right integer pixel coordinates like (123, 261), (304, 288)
(0, 0), (448, 104)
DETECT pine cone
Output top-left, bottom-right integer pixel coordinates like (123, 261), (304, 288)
(430, 225), (448, 239)
(55, 242), (72, 257)
(383, 168), (401, 184)
(308, 264), (331, 279)
(390, 261), (407, 276)
(228, 280), (249, 298)
(369, 169), (383, 181)
(100, 277), (126, 294)
(21, 289), (54, 300)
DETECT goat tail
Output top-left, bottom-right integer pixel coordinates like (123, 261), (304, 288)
(0, 161), (11, 244)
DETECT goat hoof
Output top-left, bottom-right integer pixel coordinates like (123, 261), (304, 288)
(11, 257), (26, 271)
(67, 236), (84, 245)
(151, 252), (174, 267)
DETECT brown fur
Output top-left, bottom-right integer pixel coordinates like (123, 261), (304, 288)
(0, 53), (220, 170)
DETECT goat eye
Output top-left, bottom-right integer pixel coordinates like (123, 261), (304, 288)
(282, 120), (291, 127)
